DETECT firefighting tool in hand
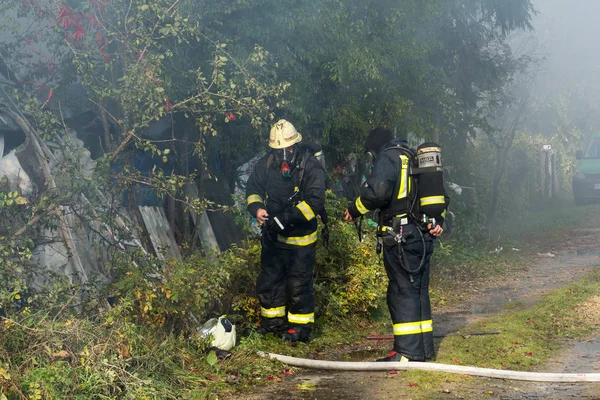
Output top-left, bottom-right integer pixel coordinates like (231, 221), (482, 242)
(321, 223), (330, 248)
(354, 216), (363, 243)
(272, 216), (285, 231)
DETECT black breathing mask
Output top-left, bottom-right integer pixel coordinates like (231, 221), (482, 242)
(273, 147), (297, 179)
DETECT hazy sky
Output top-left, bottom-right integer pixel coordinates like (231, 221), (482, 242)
(531, 0), (600, 94)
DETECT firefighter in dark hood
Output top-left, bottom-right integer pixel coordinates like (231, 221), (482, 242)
(246, 119), (326, 343)
(344, 127), (447, 362)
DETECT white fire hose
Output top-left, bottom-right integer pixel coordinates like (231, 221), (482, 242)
(259, 352), (600, 382)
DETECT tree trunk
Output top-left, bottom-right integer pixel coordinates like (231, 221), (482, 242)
(487, 147), (505, 226)
(486, 100), (527, 226)
(100, 106), (112, 153)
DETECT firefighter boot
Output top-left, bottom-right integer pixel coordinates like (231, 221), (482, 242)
(376, 350), (410, 362)
(255, 318), (286, 336)
(281, 326), (311, 343)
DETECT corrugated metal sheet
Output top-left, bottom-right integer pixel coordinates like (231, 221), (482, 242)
(138, 205), (182, 261)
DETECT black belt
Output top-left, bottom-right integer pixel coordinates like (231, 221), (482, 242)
(382, 214), (411, 231)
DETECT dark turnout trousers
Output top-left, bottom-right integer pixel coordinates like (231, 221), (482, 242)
(256, 235), (316, 334)
(383, 223), (435, 361)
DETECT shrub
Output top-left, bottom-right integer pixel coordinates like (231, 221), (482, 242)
(314, 192), (387, 316)
(106, 191), (387, 332)
(107, 242), (262, 330)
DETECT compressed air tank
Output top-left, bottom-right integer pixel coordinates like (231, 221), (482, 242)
(416, 142), (446, 217)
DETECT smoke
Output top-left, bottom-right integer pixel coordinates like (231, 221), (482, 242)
(531, 0), (600, 95)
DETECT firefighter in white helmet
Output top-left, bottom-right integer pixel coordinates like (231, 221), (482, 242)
(246, 119), (326, 342)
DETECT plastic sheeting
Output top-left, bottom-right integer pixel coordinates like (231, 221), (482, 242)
(0, 149), (34, 196)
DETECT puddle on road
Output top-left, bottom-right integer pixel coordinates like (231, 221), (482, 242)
(337, 348), (382, 362)
(499, 338), (600, 400)
(560, 250), (600, 257)
(558, 338), (600, 373)
(241, 370), (384, 400)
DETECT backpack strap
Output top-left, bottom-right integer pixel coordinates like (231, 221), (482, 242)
(380, 144), (419, 223)
(266, 153), (274, 170)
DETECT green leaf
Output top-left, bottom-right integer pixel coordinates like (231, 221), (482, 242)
(207, 350), (217, 366)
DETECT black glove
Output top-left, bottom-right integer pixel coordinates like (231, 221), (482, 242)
(266, 213), (288, 233)
(321, 224), (329, 248)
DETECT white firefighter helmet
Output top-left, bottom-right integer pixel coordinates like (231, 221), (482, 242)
(269, 119), (302, 149)
(198, 316), (236, 351)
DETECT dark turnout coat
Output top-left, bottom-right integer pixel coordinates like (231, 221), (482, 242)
(246, 146), (326, 247)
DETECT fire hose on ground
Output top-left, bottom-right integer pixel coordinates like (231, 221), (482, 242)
(257, 352), (600, 383)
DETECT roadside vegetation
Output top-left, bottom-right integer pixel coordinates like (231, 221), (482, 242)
(1, 202), (598, 398)
(390, 260), (600, 399)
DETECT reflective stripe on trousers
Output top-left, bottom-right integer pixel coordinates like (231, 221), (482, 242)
(261, 306), (286, 318)
(393, 319), (433, 335)
(257, 237), (316, 330)
(382, 223), (435, 361)
(288, 312), (315, 325)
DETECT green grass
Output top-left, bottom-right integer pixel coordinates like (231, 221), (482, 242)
(400, 267), (600, 399)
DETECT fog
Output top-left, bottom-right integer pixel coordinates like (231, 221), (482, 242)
(532, 0), (600, 96)
(523, 0), (600, 137)
(0, 0), (595, 235)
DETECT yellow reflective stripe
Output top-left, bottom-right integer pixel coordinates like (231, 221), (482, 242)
(296, 201), (316, 221)
(421, 320), (433, 333)
(397, 155), (409, 199)
(247, 194), (264, 205)
(441, 209), (447, 219)
(393, 321), (422, 335)
(355, 197), (370, 214)
(420, 195), (446, 207)
(314, 151), (322, 157)
(261, 306), (286, 318)
(393, 320), (433, 336)
(277, 231), (318, 246)
(288, 312), (315, 324)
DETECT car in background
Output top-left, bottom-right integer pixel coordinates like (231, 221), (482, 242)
(573, 131), (600, 204)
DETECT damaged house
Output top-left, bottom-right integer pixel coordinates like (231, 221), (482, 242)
(0, 89), (246, 287)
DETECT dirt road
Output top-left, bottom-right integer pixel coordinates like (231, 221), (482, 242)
(237, 224), (600, 400)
